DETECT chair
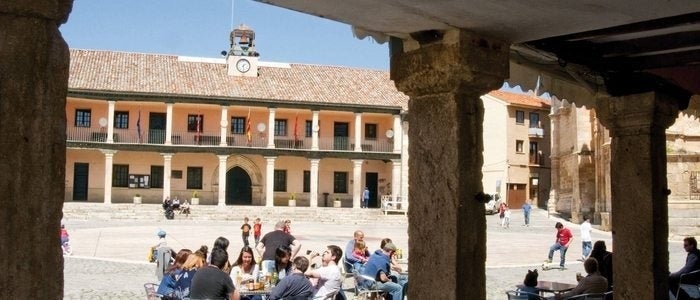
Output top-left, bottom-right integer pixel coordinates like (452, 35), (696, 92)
(352, 270), (385, 300)
(678, 269), (700, 299)
(565, 293), (606, 300)
(505, 290), (545, 300)
(143, 283), (162, 300)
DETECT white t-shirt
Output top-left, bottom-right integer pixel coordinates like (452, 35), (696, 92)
(313, 265), (342, 299)
(580, 221), (592, 242)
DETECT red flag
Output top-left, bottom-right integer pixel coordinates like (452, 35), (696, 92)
(293, 113), (299, 146)
(195, 114), (201, 144)
(246, 108), (252, 144)
(136, 108), (142, 143)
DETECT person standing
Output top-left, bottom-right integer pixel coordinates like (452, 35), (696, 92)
(155, 230), (174, 281)
(580, 216), (593, 261)
(253, 217), (262, 246)
(362, 187), (370, 208)
(256, 220), (302, 274)
(241, 217), (252, 247)
(502, 205), (511, 228)
(522, 200), (532, 227)
(547, 222), (573, 269)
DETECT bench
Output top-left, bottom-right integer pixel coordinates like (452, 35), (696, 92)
(380, 195), (407, 215)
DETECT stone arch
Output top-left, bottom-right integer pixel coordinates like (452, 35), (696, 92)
(212, 155), (264, 205)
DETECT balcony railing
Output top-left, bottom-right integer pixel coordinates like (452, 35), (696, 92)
(528, 127), (545, 138)
(66, 127), (395, 153)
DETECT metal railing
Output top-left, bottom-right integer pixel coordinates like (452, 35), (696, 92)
(528, 127), (545, 138)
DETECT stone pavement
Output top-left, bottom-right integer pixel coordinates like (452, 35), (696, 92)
(63, 207), (687, 299)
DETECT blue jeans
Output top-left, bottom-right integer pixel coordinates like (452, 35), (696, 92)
(363, 198), (369, 208)
(261, 260), (275, 274)
(376, 280), (403, 300)
(548, 243), (568, 267)
(524, 212), (530, 225)
(582, 241), (592, 258)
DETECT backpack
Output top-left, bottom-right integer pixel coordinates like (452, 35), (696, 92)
(148, 246), (157, 263)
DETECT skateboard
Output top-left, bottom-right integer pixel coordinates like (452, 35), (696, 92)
(541, 260), (566, 271)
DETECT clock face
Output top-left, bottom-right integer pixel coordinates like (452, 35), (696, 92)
(236, 59), (251, 73)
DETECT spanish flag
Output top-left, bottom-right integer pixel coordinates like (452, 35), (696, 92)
(246, 108), (252, 144)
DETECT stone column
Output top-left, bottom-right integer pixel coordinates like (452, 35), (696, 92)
(267, 108), (276, 148)
(107, 101), (115, 143)
(393, 114), (402, 153)
(265, 156), (276, 207)
(596, 92), (679, 299)
(309, 159), (320, 207)
(102, 150), (117, 204)
(390, 29), (508, 299)
(391, 159), (401, 203)
(548, 110), (560, 213)
(217, 155), (228, 206)
(354, 113), (362, 151)
(0, 2), (72, 298)
(165, 103), (173, 145)
(311, 110), (320, 150)
(219, 106), (228, 146)
(352, 159), (363, 208)
(162, 153), (173, 200)
(401, 121), (410, 201)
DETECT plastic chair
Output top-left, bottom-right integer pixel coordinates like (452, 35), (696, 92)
(565, 293), (606, 300)
(505, 290), (545, 300)
(678, 269), (700, 299)
(352, 270), (385, 300)
(143, 283), (162, 300)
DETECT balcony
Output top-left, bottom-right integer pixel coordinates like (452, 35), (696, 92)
(528, 127), (545, 138)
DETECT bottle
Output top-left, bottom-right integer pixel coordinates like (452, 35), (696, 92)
(271, 271), (278, 287)
(235, 271), (242, 287)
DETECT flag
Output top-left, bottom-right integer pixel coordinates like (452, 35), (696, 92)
(195, 114), (201, 144)
(293, 113), (299, 146)
(136, 108), (142, 143)
(246, 108), (252, 144)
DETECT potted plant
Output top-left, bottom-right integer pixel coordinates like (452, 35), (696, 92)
(191, 191), (199, 205)
(333, 197), (341, 208)
(288, 193), (296, 207)
(133, 193), (142, 204)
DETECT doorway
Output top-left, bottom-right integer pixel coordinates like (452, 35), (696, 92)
(149, 112), (166, 144)
(365, 172), (378, 208)
(507, 183), (527, 208)
(333, 122), (349, 150)
(73, 163), (89, 201)
(226, 166), (252, 205)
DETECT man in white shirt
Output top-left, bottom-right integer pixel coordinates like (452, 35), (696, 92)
(306, 245), (343, 299)
(580, 215), (592, 261)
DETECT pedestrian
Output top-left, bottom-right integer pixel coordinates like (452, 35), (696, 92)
(522, 200), (532, 226)
(580, 215), (592, 261)
(253, 217), (262, 246)
(502, 205), (511, 228)
(154, 230), (174, 281)
(283, 219), (291, 234)
(362, 187), (370, 208)
(498, 201), (506, 225)
(546, 222), (573, 269)
(241, 216), (252, 247)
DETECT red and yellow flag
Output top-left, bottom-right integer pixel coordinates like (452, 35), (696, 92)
(246, 108), (252, 144)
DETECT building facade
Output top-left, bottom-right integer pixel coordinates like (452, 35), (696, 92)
(482, 90), (551, 208)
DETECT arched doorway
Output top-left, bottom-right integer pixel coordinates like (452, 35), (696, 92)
(226, 166), (252, 205)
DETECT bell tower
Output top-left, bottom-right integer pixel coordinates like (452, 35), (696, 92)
(227, 24), (259, 77)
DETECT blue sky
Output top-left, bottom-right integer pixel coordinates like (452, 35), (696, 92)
(60, 0), (390, 70)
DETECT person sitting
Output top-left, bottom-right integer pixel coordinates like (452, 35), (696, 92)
(171, 246), (207, 300)
(351, 240), (369, 271)
(180, 199), (191, 216)
(157, 249), (192, 299)
(269, 256), (314, 300)
(190, 248), (240, 300)
(305, 245), (343, 299)
(670, 236), (700, 299)
(517, 269), (540, 299)
(172, 197), (181, 210)
(589, 240), (613, 291)
(555, 258), (608, 299)
(361, 242), (406, 300)
(274, 246), (293, 280)
(230, 246), (259, 284)
(344, 230), (369, 273)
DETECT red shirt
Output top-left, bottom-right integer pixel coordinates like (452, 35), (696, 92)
(557, 227), (573, 245)
(253, 223), (262, 236)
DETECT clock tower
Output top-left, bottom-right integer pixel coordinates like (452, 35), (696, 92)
(227, 24), (259, 77)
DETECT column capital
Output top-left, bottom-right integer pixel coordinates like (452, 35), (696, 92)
(264, 156), (277, 162)
(351, 159), (364, 166)
(390, 29), (509, 98)
(596, 92), (679, 137)
(100, 149), (118, 156)
(160, 152), (174, 158)
(309, 158), (320, 165)
(217, 155), (229, 161)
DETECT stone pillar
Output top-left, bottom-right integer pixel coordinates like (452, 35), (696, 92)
(219, 106), (228, 146)
(311, 110), (320, 150)
(390, 29), (508, 299)
(265, 156), (276, 207)
(267, 108), (276, 148)
(401, 121), (410, 201)
(102, 150), (117, 204)
(548, 110), (560, 213)
(352, 159), (363, 208)
(164, 103), (173, 145)
(0, 2), (72, 298)
(217, 155), (228, 206)
(393, 114), (402, 153)
(354, 113), (362, 152)
(106, 101), (115, 143)
(391, 159), (401, 202)
(596, 92), (679, 299)
(162, 153), (173, 200)
(309, 159), (320, 207)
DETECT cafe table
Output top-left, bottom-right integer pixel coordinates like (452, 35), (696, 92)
(517, 280), (577, 295)
(239, 286), (272, 297)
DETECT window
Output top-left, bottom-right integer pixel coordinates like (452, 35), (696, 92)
(231, 117), (246, 134)
(187, 115), (203, 132)
(186, 167), (203, 189)
(333, 172), (348, 193)
(274, 119), (287, 136)
(112, 164), (129, 187)
(75, 109), (92, 127)
(113, 111), (129, 129)
(515, 110), (525, 124)
(530, 142), (540, 164)
(150, 165), (164, 188)
(274, 170), (287, 192)
(529, 112), (540, 128)
(516, 140), (524, 153)
(365, 124), (377, 139)
(305, 121), (312, 138)
(303, 170), (310, 193)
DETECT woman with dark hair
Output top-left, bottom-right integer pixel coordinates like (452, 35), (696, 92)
(517, 269), (540, 299)
(231, 246), (260, 282)
(275, 245), (293, 280)
(172, 245), (207, 300)
(210, 236), (232, 274)
(589, 240), (613, 291)
(156, 248), (192, 299)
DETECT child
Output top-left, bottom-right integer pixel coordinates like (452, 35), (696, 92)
(253, 218), (262, 246)
(60, 223), (70, 245)
(241, 217), (252, 247)
(283, 219), (291, 234)
(502, 205), (511, 228)
(352, 240), (369, 271)
(517, 269), (540, 298)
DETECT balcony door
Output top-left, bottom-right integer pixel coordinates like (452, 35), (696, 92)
(226, 166), (252, 205)
(333, 122), (349, 150)
(365, 172), (378, 208)
(72, 163), (89, 201)
(148, 112), (166, 144)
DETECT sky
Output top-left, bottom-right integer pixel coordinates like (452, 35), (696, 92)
(60, 0), (390, 70)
